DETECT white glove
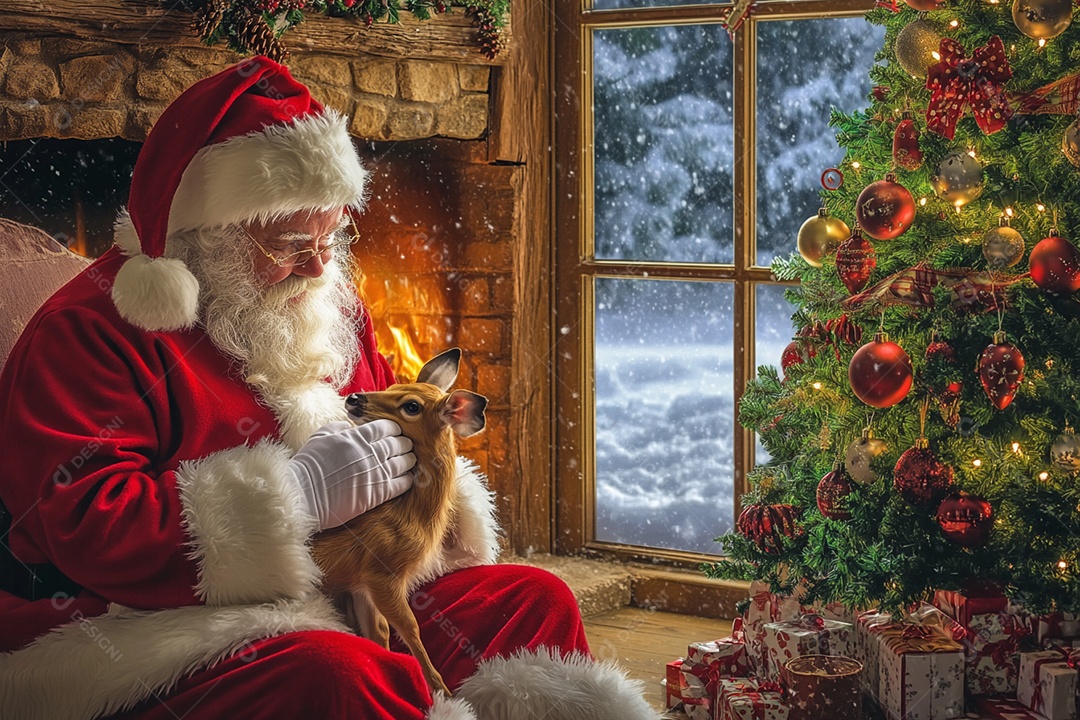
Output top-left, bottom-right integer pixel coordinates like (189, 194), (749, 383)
(289, 419), (416, 530)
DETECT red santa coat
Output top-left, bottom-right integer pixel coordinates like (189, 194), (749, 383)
(0, 246), (501, 718)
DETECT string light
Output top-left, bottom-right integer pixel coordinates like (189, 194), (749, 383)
(919, 197), (928, 206)
(932, 51), (941, 61)
(1005, 206), (1015, 218)
(967, 149), (977, 159)
(1058, 560), (1068, 570)
(1012, 442), (1021, 453)
(1039, 471), (1050, 481)
(972, 459), (983, 468)
(949, 19), (959, 27)
(851, 161), (861, 170)
(1037, 203), (1046, 212)
(1039, 38), (1047, 48)
(812, 382), (823, 390)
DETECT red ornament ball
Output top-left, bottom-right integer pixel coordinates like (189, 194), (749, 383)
(737, 503), (800, 554)
(1029, 231), (1080, 296)
(892, 116), (924, 171)
(781, 340), (816, 376)
(936, 491), (993, 547)
(836, 227), (877, 294)
(855, 174), (916, 241)
(978, 332), (1024, 411)
(849, 333), (913, 408)
(894, 442), (954, 506)
(817, 467), (856, 520)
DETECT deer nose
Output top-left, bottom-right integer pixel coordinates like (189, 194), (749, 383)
(345, 394), (365, 410)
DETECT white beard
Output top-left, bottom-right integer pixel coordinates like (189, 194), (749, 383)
(166, 225), (362, 405)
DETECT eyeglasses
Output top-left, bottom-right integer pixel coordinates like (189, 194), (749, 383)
(243, 226), (360, 269)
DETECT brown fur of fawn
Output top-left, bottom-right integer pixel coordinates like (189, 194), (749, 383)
(311, 348), (486, 698)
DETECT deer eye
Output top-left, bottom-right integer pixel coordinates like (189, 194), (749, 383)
(401, 400), (423, 415)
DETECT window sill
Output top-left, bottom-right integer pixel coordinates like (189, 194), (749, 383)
(501, 553), (750, 619)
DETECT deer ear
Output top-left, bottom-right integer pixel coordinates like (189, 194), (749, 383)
(442, 390), (487, 437)
(416, 348), (461, 391)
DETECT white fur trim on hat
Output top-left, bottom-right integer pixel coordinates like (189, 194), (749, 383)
(168, 110), (369, 234)
(456, 648), (658, 720)
(111, 210), (200, 332)
(0, 595), (347, 720)
(176, 439), (321, 606)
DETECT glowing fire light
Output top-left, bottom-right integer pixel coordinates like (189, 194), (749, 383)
(386, 323), (426, 381)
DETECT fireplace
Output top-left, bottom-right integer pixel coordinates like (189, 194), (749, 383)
(0, 3), (548, 554)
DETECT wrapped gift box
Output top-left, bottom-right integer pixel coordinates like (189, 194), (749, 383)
(718, 677), (788, 720)
(1017, 650), (1078, 720)
(855, 609), (893, 701)
(1034, 612), (1080, 644)
(934, 588), (1008, 628)
(963, 610), (1030, 697)
(681, 624), (752, 720)
(878, 622), (965, 720)
(976, 696), (1047, 719)
(760, 614), (853, 681)
(665, 658), (686, 709)
(745, 581), (803, 675)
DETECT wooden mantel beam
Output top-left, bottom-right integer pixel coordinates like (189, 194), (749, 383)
(0, 0), (511, 66)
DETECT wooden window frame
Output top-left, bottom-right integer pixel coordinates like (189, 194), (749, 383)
(552, 0), (874, 568)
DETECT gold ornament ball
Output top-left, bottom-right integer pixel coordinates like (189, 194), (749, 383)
(1052, 430), (1080, 473)
(982, 223), (1026, 269)
(1012, 0), (1073, 40)
(932, 151), (984, 208)
(1063, 118), (1080, 168)
(797, 209), (851, 267)
(845, 431), (890, 485)
(895, 20), (943, 79)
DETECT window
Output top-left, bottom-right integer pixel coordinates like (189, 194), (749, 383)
(554, 0), (883, 563)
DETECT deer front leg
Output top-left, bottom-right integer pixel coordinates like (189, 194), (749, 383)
(351, 589), (390, 649)
(368, 582), (452, 697)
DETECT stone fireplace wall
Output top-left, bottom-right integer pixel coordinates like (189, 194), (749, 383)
(0, 36), (490, 142)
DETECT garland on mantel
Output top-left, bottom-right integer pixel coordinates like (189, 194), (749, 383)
(176, 0), (506, 62)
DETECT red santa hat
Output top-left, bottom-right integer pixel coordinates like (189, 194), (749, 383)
(111, 56), (369, 332)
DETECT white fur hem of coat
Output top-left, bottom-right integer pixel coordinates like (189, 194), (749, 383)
(0, 595), (348, 720)
(456, 648), (658, 720)
(176, 439), (321, 606)
(428, 694), (479, 720)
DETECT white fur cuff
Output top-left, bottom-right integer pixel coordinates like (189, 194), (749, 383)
(177, 439), (321, 606)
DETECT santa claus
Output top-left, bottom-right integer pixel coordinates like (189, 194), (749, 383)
(0, 57), (655, 720)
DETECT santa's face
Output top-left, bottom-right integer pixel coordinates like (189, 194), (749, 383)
(166, 207), (361, 395)
(242, 207), (348, 287)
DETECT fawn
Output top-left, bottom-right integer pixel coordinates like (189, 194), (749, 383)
(311, 348), (487, 698)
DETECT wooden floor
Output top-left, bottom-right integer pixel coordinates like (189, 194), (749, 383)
(582, 606), (732, 713)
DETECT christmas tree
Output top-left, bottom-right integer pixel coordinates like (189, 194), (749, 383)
(706, 0), (1080, 615)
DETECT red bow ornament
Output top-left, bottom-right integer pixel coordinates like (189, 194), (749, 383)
(926, 36), (1013, 140)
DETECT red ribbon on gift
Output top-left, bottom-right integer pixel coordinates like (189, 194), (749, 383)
(793, 613), (826, 631)
(686, 660), (723, 697)
(1029, 647), (1073, 713)
(925, 36), (1013, 140)
(757, 681), (783, 693)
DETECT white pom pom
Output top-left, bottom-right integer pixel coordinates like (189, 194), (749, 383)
(112, 254), (200, 332)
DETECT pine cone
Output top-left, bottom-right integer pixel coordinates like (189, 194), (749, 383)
(191, 0), (227, 38)
(237, 9), (290, 62)
(471, 7), (502, 59)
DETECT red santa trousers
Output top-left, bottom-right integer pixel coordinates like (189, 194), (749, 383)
(104, 564), (587, 720)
